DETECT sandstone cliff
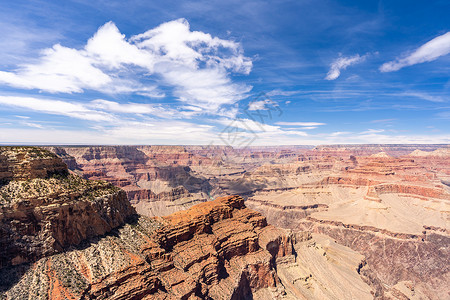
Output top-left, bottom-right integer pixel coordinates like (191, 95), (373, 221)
(0, 146), (68, 183)
(0, 147), (136, 269)
(46, 146), (213, 217)
(245, 154), (450, 299)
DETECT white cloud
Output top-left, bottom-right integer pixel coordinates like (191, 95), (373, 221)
(214, 118), (309, 145)
(380, 32), (450, 72)
(132, 19), (251, 72)
(89, 99), (178, 118)
(1, 117), (449, 146)
(247, 100), (267, 111)
(0, 19), (252, 114)
(216, 118), (280, 133)
(360, 129), (385, 134)
(0, 128), (117, 145)
(247, 99), (279, 111)
(0, 95), (186, 122)
(266, 89), (299, 97)
(160, 65), (251, 112)
(0, 44), (112, 93)
(0, 95), (114, 121)
(399, 91), (446, 103)
(86, 22), (155, 70)
(329, 131), (351, 136)
(21, 121), (44, 129)
(325, 54), (366, 80)
(104, 120), (217, 144)
(298, 126), (317, 130)
(275, 121), (326, 126)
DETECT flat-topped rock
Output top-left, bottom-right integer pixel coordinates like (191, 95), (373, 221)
(0, 146), (68, 183)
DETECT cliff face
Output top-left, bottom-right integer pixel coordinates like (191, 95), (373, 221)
(311, 144), (446, 157)
(1, 195), (315, 299)
(0, 147), (136, 269)
(245, 153), (450, 299)
(1, 194), (373, 300)
(46, 146), (213, 217)
(0, 147), (68, 183)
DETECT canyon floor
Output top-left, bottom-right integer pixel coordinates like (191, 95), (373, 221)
(1, 145), (449, 299)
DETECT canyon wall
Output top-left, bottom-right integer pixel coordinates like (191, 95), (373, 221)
(1, 146), (374, 299)
(43, 144), (450, 299)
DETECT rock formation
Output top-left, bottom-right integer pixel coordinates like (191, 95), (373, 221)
(244, 151), (450, 299)
(0, 147), (136, 269)
(0, 146), (68, 183)
(1, 191), (373, 299)
(45, 146), (214, 217)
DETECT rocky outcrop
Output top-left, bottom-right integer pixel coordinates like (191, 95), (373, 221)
(312, 144), (447, 157)
(1, 195), (305, 299)
(0, 147), (68, 183)
(0, 146), (372, 299)
(409, 148), (450, 157)
(47, 146), (213, 217)
(243, 152), (450, 299)
(0, 147), (136, 269)
(296, 218), (450, 300)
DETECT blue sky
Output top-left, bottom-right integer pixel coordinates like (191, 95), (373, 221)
(0, 0), (449, 145)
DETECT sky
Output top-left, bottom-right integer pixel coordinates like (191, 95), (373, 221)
(0, 0), (449, 146)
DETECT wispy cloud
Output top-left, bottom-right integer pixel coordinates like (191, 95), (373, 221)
(370, 118), (396, 124)
(360, 128), (385, 134)
(247, 98), (279, 111)
(0, 95), (114, 121)
(275, 121), (326, 126)
(329, 131), (351, 136)
(297, 126), (317, 130)
(88, 99), (179, 118)
(380, 32), (450, 72)
(21, 121), (44, 129)
(325, 54), (366, 80)
(398, 91), (447, 103)
(436, 111), (450, 119)
(0, 19), (252, 114)
(0, 95), (198, 122)
(266, 89), (299, 97)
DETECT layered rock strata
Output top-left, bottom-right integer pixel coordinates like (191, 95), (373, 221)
(0, 195), (306, 299)
(0, 147), (135, 269)
(0, 147), (68, 183)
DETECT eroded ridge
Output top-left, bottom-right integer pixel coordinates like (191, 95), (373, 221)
(1, 195), (302, 299)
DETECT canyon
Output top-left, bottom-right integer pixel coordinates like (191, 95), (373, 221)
(0, 145), (449, 299)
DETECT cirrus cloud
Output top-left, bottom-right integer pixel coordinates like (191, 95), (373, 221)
(325, 54), (366, 80)
(380, 32), (450, 72)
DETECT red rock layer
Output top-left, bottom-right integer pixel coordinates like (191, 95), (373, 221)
(1, 196), (295, 300)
